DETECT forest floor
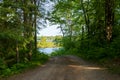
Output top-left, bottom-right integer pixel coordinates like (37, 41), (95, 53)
(4, 55), (120, 80)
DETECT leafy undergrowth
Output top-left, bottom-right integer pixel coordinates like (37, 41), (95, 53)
(105, 58), (120, 74)
(0, 53), (49, 78)
(50, 48), (78, 57)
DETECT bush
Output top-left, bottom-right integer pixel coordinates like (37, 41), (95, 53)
(51, 48), (65, 56)
(32, 50), (49, 63)
(0, 50), (49, 77)
(0, 58), (6, 69)
(50, 47), (78, 57)
(0, 58), (7, 75)
(2, 68), (11, 77)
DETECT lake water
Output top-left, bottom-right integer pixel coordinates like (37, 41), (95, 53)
(38, 48), (59, 54)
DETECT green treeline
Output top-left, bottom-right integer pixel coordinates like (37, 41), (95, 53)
(49, 0), (120, 68)
(0, 0), (48, 77)
(37, 36), (62, 48)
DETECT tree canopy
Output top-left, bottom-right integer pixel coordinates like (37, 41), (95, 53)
(49, 0), (120, 62)
(0, 0), (49, 76)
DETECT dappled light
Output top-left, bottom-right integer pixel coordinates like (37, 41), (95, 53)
(68, 65), (106, 70)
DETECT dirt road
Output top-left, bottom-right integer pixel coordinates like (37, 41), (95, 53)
(6, 55), (120, 80)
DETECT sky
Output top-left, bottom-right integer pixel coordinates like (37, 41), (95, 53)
(38, 25), (62, 36)
(37, 0), (62, 36)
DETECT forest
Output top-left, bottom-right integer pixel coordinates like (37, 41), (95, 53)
(0, 0), (49, 77)
(37, 36), (62, 48)
(0, 0), (120, 77)
(50, 0), (120, 73)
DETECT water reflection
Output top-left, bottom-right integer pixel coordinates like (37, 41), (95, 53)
(38, 48), (59, 54)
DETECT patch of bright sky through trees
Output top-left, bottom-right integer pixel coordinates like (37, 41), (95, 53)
(38, 0), (62, 36)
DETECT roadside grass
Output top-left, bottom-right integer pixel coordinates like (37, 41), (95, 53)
(0, 52), (49, 78)
(105, 59), (120, 75)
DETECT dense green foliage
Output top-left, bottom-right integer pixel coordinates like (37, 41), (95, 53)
(0, 51), (48, 77)
(0, 0), (49, 77)
(37, 36), (62, 48)
(49, 0), (120, 72)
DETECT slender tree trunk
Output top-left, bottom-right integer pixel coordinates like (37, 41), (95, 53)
(16, 41), (19, 63)
(81, 0), (90, 49)
(33, 0), (37, 53)
(59, 24), (65, 37)
(28, 0), (34, 60)
(15, 0), (19, 63)
(23, 0), (31, 60)
(34, 15), (37, 53)
(81, 0), (90, 36)
(105, 0), (114, 42)
(81, 25), (84, 49)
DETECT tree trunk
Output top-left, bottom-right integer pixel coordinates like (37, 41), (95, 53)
(105, 0), (114, 42)
(33, 0), (37, 53)
(34, 15), (37, 53)
(16, 41), (19, 63)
